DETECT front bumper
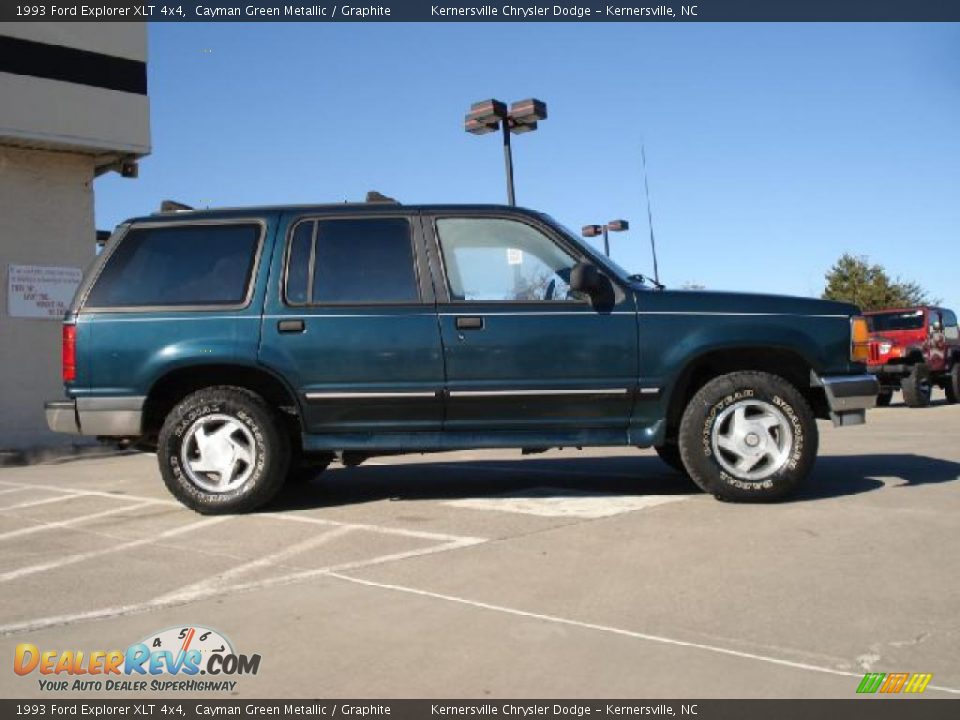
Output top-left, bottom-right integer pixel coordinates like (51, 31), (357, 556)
(812, 373), (879, 427)
(867, 363), (909, 376)
(45, 397), (145, 437)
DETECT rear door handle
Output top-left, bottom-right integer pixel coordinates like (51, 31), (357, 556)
(277, 319), (305, 334)
(455, 316), (484, 330)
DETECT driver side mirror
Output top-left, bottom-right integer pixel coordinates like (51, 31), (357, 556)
(569, 261), (603, 296)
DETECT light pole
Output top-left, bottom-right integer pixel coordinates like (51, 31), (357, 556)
(582, 220), (629, 257)
(465, 98), (547, 206)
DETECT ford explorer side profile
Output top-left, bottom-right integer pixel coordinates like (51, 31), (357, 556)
(46, 202), (879, 513)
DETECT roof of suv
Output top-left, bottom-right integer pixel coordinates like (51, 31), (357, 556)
(127, 203), (540, 225)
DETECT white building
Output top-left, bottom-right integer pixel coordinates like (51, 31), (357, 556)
(0, 22), (150, 449)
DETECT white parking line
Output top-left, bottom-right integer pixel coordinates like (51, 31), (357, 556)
(0, 516), (231, 583)
(0, 536), (483, 636)
(260, 511), (485, 544)
(326, 572), (960, 697)
(0, 487), (29, 497)
(0, 479), (486, 544)
(153, 525), (355, 604)
(216, 536), (484, 596)
(0, 500), (156, 542)
(0, 493), (90, 512)
(0, 479), (174, 506)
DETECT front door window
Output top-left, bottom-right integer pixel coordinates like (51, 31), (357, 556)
(435, 218), (582, 303)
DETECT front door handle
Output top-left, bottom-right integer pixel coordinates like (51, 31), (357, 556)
(455, 316), (484, 331)
(278, 319), (305, 334)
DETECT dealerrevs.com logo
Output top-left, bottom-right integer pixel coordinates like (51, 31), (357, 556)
(14, 625), (261, 693)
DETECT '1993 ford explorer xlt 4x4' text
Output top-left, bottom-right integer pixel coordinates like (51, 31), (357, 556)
(46, 201), (878, 513)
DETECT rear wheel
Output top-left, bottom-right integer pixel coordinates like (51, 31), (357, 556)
(654, 443), (686, 473)
(945, 365), (960, 404)
(901, 367), (932, 408)
(678, 371), (818, 502)
(876, 390), (893, 407)
(158, 386), (290, 514)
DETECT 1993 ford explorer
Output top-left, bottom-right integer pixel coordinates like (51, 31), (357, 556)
(46, 201), (878, 513)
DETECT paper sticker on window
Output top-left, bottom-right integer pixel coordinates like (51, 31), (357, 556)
(507, 248), (523, 265)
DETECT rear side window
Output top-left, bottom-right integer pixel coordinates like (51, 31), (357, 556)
(285, 217), (419, 304)
(85, 223), (260, 308)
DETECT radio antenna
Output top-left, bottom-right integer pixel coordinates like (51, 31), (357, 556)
(641, 142), (661, 285)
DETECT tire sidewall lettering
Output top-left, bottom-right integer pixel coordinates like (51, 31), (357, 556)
(772, 395), (804, 470)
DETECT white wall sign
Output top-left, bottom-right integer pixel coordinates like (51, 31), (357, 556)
(7, 265), (82, 319)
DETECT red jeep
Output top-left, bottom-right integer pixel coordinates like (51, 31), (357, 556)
(866, 306), (960, 407)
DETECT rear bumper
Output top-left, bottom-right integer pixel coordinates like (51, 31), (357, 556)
(813, 373), (879, 427)
(45, 401), (80, 435)
(45, 397), (145, 437)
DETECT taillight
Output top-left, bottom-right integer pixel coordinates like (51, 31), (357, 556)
(851, 316), (870, 363)
(62, 324), (76, 383)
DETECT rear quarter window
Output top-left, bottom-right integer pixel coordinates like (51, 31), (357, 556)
(84, 223), (261, 308)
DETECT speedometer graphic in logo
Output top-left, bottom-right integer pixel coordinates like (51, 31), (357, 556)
(139, 625), (234, 668)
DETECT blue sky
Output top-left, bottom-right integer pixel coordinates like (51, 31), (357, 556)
(96, 22), (960, 309)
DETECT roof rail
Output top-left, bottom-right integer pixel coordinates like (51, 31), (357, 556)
(159, 200), (194, 212)
(365, 190), (399, 204)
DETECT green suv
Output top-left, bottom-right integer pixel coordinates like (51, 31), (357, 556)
(46, 201), (878, 513)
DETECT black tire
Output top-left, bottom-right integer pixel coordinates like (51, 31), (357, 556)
(678, 371), (818, 502)
(654, 443), (687, 474)
(157, 386), (290, 514)
(901, 367), (932, 408)
(876, 390), (893, 407)
(944, 365), (960, 404)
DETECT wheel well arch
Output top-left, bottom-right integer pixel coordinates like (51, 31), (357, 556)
(141, 364), (303, 439)
(662, 346), (822, 440)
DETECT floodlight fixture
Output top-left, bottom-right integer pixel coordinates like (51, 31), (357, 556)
(464, 97), (548, 205)
(509, 98), (547, 127)
(582, 219), (631, 257)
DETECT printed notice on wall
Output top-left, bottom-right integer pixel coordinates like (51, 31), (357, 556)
(7, 265), (82, 319)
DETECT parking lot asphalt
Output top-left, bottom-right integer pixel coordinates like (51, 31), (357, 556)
(1, 393), (958, 699)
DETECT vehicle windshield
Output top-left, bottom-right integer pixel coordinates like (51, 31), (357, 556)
(538, 213), (633, 280)
(867, 310), (925, 332)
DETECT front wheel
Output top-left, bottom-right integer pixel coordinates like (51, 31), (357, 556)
(678, 371), (818, 502)
(157, 386), (291, 514)
(901, 367), (932, 408)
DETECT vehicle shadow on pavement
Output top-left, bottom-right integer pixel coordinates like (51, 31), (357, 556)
(271, 455), (699, 511)
(270, 452), (960, 511)
(792, 453), (960, 501)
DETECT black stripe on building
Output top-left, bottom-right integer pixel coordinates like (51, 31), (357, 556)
(0, 35), (146, 95)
